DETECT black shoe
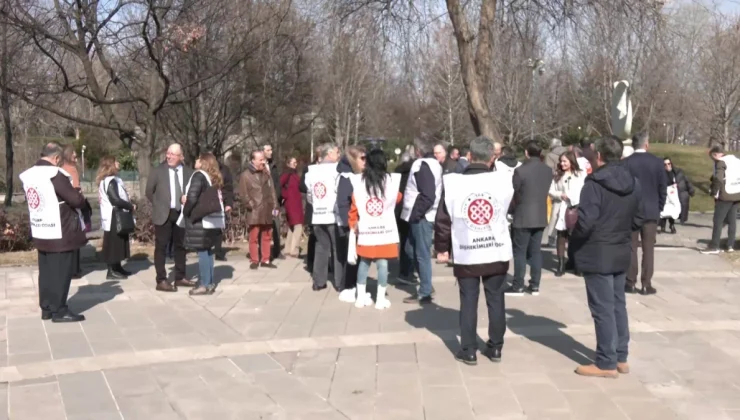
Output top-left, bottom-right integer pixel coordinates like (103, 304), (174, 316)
(526, 285), (540, 296)
(641, 286), (657, 295)
(114, 264), (132, 276)
(454, 351), (477, 366)
(41, 310), (52, 320)
(504, 286), (525, 296)
(71, 272), (82, 280)
(564, 260), (575, 272)
(261, 262), (278, 269)
(555, 257), (565, 277)
(52, 310), (85, 323)
(249, 263), (259, 270)
(215, 254), (227, 262)
(482, 344), (502, 362)
(573, 269), (582, 276)
(402, 294), (433, 304)
(625, 285), (638, 294)
(670, 226), (677, 234)
(106, 269), (127, 280)
(312, 284), (327, 291)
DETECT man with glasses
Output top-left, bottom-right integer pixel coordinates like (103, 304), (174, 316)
(146, 143), (195, 292)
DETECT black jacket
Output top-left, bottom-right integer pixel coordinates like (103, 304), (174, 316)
(624, 151), (667, 221)
(268, 159), (281, 202)
(394, 160), (413, 219)
(511, 158), (553, 228)
(571, 162), (645, 275)
(336, 157), (354, 230)
(220, 164), (234, 208)
(107, 179), (134, 212)
(408, 161), (437, 223)
(183, 172), (222, 251)
(673, 168), (694, 197)
(435, 163), (508, 278)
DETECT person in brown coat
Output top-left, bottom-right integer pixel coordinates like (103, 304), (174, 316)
(19, 142), (87, 323)
(239, 150), (278, 269)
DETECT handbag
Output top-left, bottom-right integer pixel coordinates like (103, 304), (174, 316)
(114, 208), (135, 235)
(190, 186), (223, 221)
(565, 205), (578, 231)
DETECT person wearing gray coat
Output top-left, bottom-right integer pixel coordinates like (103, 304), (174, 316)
(145, 143), (194, 292)
(506, 141), (554, 296)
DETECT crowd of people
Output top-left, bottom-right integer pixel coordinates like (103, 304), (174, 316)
(22, 131), (737, 379)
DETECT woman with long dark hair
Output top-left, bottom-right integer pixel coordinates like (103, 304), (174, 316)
(660, 157), (694, 232)
(280, 157), (304, 257)
(97, 156), (135, 279)
(547, 151), (584, 276)
(348, 149), (402, 309)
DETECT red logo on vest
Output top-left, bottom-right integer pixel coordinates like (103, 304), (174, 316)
(366, 197), (384, 217)
(27, 188), (41, 210)
(467, 198), (493, 225)
(313, 182), (327, 199)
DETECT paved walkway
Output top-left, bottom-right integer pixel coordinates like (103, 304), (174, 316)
(0, 215), (739, 419)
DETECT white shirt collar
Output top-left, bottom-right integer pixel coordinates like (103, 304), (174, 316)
(635, 149), (647, 153)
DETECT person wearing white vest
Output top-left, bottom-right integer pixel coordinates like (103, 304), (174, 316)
(180, 153), (226, 295)
(19, 142), (87, 323)
(703, 146), (740, 254)
(96, 156), (136, 280)
(305, 142), (342, 291)
(348, 149), (402, 309)
(400, 147), (443, 304)
(335, 146), (367, 302)
(435, 135), (514, 365)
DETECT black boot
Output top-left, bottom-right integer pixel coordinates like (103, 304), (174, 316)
(107, 265), (126, 280)
(555, 257), (565, 277)
(114, 263), (132, 276)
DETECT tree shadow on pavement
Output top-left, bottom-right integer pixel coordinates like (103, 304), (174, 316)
(67, 280), (124, 314)
(506, 308), (594, 365)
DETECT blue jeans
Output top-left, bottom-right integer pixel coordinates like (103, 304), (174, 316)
(197, 250), (215, 287)
(406, 219), (433, 297)
(584, 272), (630, 370)
(357, 258), (389, 287)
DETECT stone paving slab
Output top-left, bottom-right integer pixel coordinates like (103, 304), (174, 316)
(1, 214), (739, 418)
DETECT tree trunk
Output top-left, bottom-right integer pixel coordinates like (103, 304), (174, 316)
(445, 0), (500, 140)
(1, 14), (12, 207)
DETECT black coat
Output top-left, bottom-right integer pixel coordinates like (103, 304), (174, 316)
(571, 162), (645, 275)
(673, 168), (694, 197)
(183, 172), (222, 251)
(268, 159), (281, 202)
(511, 158), (553, 229)
(335, 157), (354, 230)
(624, 152), (667, 221)
(407, 161), (437, 223)
(434, 163), (509, 278)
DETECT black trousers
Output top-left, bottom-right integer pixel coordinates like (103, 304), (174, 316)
(154, 209), (186, 283)
(397, 219), (412, 278)
(335, 226), (357, 291)
(512, 227), (544, 289)
(272, 219), (281, 259)
(72, 248), (81, 276)
(679, 192), (690, 223)
(459, 274), (507, 354)
(38, 250), (75, 313)
(709, 200), (738, 250)
(585, 272), (630, 370)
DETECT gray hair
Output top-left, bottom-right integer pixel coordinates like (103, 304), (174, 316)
(632, 132), (649, 150)
(550, 138), (562, 148)
(318, 142), (338, 159)
(469, 136), (495, 163)
(40, 141), (64, 160)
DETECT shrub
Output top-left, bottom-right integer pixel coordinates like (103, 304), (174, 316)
(0, 207), (34, 252)
(130, 198), (156, 244)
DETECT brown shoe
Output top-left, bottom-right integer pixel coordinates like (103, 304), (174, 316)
(617, 362), (630, 374)
(574, 364), (618, 378)
(174, 278), (197, 288)
(156, 281), (178, 292)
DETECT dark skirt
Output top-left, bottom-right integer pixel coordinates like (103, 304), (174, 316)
(102, 230), (130, 264)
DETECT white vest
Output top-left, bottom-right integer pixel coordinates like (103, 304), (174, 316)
(721, 155), (740, 195)
(19, 166), (82, 240)
(176, 170), (225, 229)
(99, 176), (131, 232)
(305, 162), (339, 225)
(443, 172), (514, 265)
(350, 173), (401, 246)
(401, 158), (443, 222)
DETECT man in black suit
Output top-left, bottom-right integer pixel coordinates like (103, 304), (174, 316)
(506, 140), (554, 296)
(624, 132), (667, 295)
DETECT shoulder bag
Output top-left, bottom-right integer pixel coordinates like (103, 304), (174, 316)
(114, 208), (135, 235)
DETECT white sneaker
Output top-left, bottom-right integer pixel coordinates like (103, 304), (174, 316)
(338, 288), (356, 303)
(355, 284), (373, 308)
(375, 286), (391, 310)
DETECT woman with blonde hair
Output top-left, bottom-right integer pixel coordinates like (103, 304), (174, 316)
(97, 155), (135, 279)
(180, 152), (226, 295)
(336, 145), (367, 302)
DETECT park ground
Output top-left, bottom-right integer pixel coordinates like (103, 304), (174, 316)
(0, 214), (738, 419)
